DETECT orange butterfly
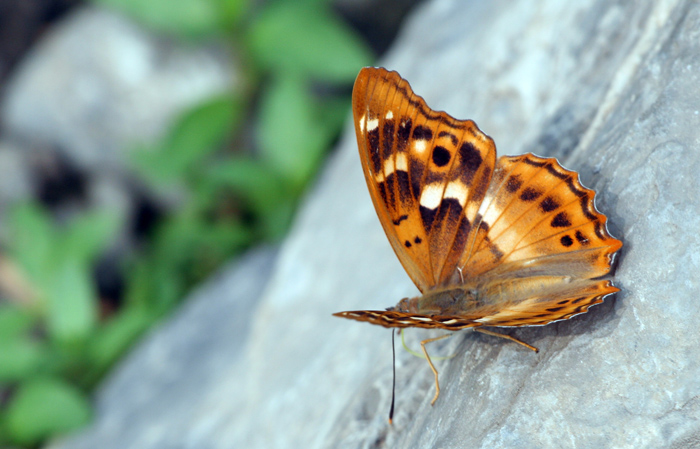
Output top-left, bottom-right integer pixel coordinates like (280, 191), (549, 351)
(334, 67), (622, 407)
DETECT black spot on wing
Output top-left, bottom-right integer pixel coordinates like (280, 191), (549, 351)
(368, 128), (381, 173)
(551, 212), (572, 228)
(384, 173), (397, 211)
(435, 198), (464, 228)
(575, 230), (589, 245)
(396, 171), (411, 204)
(414, 236), (422, 244)
(424, 170), (444, 185)
(506, 174), (522, 193)
(489, 244), (504, 260)
(404, 240), (412, 248)
(382, 119), (395, 159)
(432, 146), (451, 167)
(392, 214), (408, 225)
(377, 182), (388, 207)
(560, 235), (574, 247)
(409, 160), (425, 200)
(413, 125), (433, 141)
(477, 216), (490, 232)
(520, 187), (542, 201)
(459, 142), (483, 173)
(540, 196), (560, 212)
(420, 205), (439, 233)
(472, 167), (491, 199)
(452, 215), (471, 253)
(397, 118), (412, 152)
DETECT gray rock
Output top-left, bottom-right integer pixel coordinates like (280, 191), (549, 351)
(0, 5), (235, 201)
(51, 246), (278, 449)
(50, 0), (700, 448)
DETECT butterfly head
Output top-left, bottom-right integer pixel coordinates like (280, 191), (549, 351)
(387, 296), (418, 313)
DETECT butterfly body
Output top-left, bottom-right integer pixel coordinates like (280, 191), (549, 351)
(334, 67), (622, 405)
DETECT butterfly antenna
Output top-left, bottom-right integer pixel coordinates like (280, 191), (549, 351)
(389, 329), (397, 424)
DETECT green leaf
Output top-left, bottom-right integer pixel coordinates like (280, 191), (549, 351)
(5, 377), (91, 446)
(0, 305), (36, 341)
(6, 203), (53, 286)
(133, 94), (242, 185)
(87, 306), (154, 378)
(248, 2), (372, 81)
(206, 157), (285, 213)
(59, 210), (121, 263)
(125, 257), (183, 313)
(45, 258), (97, 343)
(0, 339), (45, 382)
(206, 157), (294, 239)
(257, 74), (328, 189)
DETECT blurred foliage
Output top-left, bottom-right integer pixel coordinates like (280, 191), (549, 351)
(0, 0), (372, 446)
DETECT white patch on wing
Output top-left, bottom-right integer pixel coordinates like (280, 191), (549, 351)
(413, 140), (427, 154)
(395, 153), (408, 171)
(383, 158), (395, 178)
(480, 202), (502, 232)
(367, 118), (379, 131)
(444, 181), (468, 207)
(385, 111), (394, 120)
(420, 183), (445, 209)
(380, 154), (408, 179)
(359, 114), (366, 133)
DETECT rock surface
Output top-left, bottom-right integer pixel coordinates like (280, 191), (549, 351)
(50, 0), (700, 448)
(0, 6), (235, 224)
(1, 6), (234, 173)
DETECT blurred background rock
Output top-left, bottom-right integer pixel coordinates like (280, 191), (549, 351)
(0, 0), (420, 446)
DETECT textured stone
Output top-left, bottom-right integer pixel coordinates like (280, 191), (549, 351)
(50, 1), (700, 448)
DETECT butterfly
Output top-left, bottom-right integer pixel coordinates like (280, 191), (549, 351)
(334, 67), (623, 409)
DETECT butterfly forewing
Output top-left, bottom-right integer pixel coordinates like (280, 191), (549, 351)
(353, 67), (496, 291)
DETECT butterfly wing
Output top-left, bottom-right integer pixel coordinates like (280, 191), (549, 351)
(343, 69), (623, 330)
(353, 67), (496, 292)
(333, 276), (617, 329)
(440, 153), (623, 326)
(458, 153), (622, 281)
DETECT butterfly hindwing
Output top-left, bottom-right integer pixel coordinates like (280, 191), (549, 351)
(459, 153), (622, 282)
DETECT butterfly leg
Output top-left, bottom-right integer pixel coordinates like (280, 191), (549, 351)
(474, 328), (539, 353)
(420, 334), (453, 406)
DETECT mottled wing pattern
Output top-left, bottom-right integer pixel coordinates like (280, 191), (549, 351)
(335, 310), (490, 330)
(446, 153), (623, 326)
(353, 67), (496, 292)
(460, 153), (621, 280)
